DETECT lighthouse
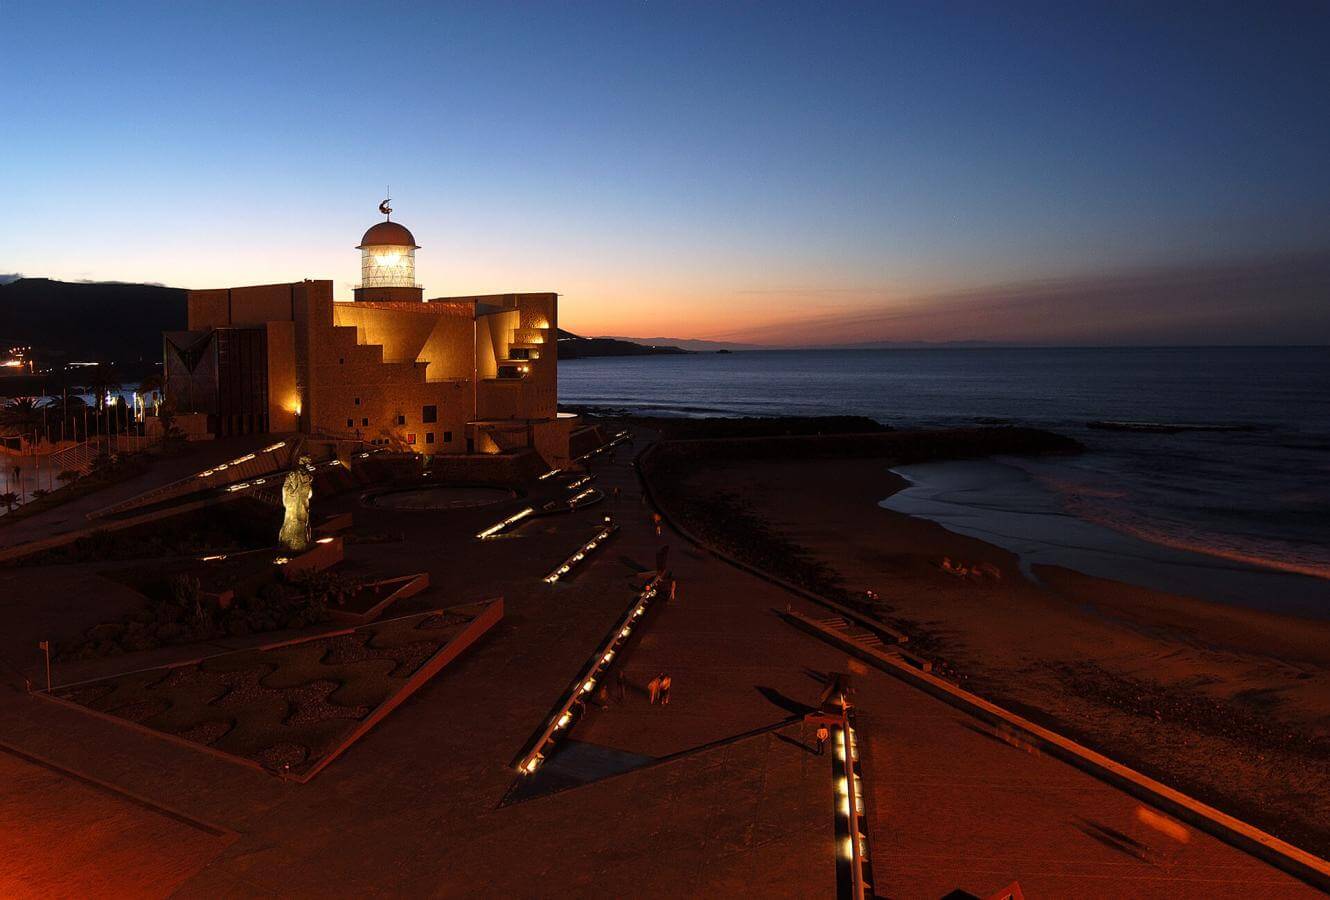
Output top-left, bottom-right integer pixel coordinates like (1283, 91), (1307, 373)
(353, 200), (423, 303)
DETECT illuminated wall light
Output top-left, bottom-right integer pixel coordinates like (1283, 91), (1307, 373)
(316, 536), (334, 544)
(262, 441), (287, 453)
(200, 554), (227, 561)
(538, 468), (562, 481)
(232, 453), (256, 464)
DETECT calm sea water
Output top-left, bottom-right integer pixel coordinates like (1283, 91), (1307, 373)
(562, 348), (1330, 606)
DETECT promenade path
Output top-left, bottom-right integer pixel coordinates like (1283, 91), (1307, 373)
(0, 435), (281, 551)
(0, 427), (1316, 897)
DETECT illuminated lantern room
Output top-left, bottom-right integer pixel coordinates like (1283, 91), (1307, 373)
(354, 211), (424, 303)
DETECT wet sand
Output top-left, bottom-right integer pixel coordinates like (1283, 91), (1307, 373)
(674, 456), (1330, 856)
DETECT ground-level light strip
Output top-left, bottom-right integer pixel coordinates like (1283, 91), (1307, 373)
(833, 708), (873, 900)
(564, 474), (594, 492)
(538, 468), (562, 481)
(573, 431), (630, 463)
(543, 521), (619, 583)
(517, 575), (665, 775)
(475, 507), (534, 539)
(197, 442), (287, 479)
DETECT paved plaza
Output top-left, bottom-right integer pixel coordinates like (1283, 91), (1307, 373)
(0, 429), (1318, 897)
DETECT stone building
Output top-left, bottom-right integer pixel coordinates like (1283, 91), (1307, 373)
(163, 210), (579, 465)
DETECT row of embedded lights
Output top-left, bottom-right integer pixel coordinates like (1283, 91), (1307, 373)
(543, 521), (618, 583)
(538, 467), (562, 481)
(476, 507), (534, 539)
(565, 474), (593, 492)
(519, 576), (664, 775)
(197, 442), (286, 479)
(573, 431), (631, 463)
(198, 535), (335, 565)
(836, 717), (871, 897)
(223, 457), (342, 494)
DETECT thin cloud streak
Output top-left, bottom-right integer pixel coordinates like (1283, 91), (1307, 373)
(706, 252), (1330, 346)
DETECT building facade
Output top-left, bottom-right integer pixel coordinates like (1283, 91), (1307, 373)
(164, 214), (577, 465)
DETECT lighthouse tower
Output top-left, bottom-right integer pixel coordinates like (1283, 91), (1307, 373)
(353, 200), (423, 303)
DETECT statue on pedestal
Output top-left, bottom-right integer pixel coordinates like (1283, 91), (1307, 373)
(279, 456), (314, 551)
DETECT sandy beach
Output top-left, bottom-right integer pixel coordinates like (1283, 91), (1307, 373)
(652, 447), (1330, 856)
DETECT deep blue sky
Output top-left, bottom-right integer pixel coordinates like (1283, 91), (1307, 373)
(4, 2), (1329, 342)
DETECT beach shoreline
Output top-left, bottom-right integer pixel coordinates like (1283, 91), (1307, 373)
(639, 428), (1330, 856)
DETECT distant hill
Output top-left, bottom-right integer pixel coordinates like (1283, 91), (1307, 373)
(557, 329), (687, 359)
(0, 279), (686, 370)
(0, 278), (186, 365)
(599, 335), (760, 352)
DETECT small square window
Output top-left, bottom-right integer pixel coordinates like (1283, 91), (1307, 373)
(407, 433), (417, 445)
(422, 405), (437, 423)
(346, 418), (353, 428)
(354, 397), (361, 406)
(397, 414), (406, 425)
(443, 431), (452, 442)
(362, 417), (369, 427)
(425, 432), (435, 444)
(339, 357), (344, 364)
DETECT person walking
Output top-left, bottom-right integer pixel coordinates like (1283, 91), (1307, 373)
(647, 674), (661, 705)
(659, 672), (672, 706)
(815, 723), (830, 756)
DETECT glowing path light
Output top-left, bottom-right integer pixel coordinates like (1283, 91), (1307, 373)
(543, 522), (619, 583)
(516, 575), (665, 774)
(831, 709), (873, 899)
(573, 431), (631, 464)
(476, 507), (534, 540)
(538, 468), (562, 481)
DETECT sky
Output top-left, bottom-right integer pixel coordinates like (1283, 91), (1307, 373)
(3, 1), (1329, 345)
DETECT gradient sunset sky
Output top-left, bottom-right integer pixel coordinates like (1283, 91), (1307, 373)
(4, 2), (1329, 345)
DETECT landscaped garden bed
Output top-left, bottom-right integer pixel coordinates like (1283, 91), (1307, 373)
(50, 602), (502, 780)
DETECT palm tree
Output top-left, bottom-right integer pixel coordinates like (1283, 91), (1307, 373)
(1, 397), (43, 443)
(48, 394), (88, 442)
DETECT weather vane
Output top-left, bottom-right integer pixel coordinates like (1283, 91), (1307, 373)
(379, 187), (392, 220)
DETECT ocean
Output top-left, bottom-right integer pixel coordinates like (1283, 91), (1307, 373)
(561, 347), (1330, 614)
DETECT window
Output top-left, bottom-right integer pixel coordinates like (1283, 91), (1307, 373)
(425, 432), (435, 444)
(346, 418), (353, 428)
(443, 431), (452, 442)
(422, 405), (437, 423)
(407, 433), (416, 445)
(397, 414), (406, 426)
(354, 397), (361, 406)
(339, 357), (344, 364)
(362, 417), (369, 427)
